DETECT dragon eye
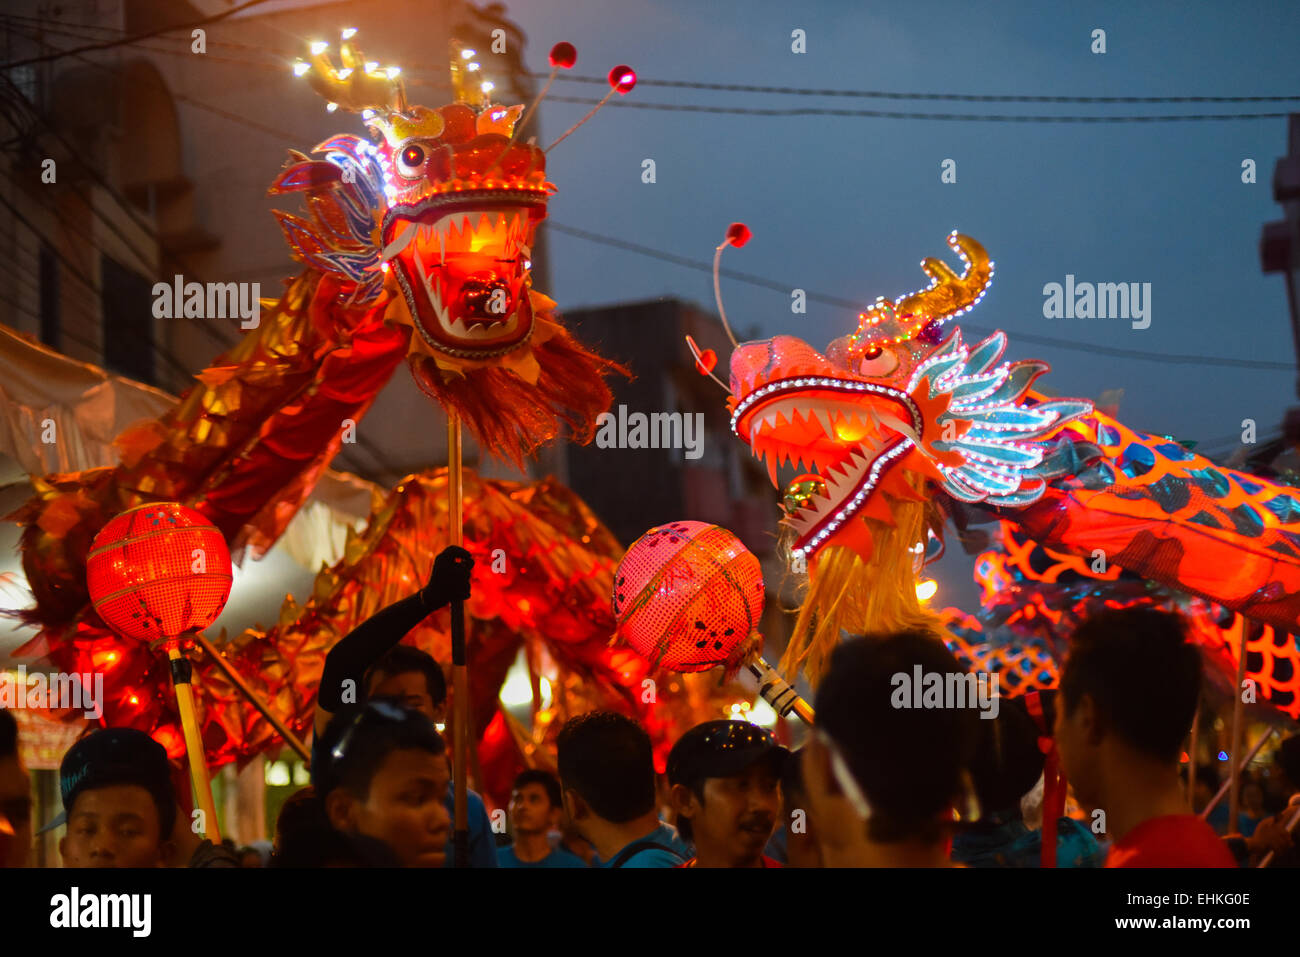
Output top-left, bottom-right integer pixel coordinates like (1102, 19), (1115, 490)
(396, 143), (426, 177)
(858, 345), (899, 377)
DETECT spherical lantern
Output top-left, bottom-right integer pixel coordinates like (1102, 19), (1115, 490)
(612, 521), (765, 672)
(87, 503), (233, 642)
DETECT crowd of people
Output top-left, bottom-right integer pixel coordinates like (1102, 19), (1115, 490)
(2, 548), (1298, 869)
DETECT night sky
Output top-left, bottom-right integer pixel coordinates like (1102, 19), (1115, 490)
(503, 0), (1300, 608)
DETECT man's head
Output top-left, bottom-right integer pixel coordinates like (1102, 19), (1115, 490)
(1191, 765), (1218, 809)
(273, 785), (329, 854)
(319, 699), (451, 867)
(966, 696), (1045, 821)
(364, 645), (447, 724)
(556, 712), (657, 838)
(0, 709), (32, 868)
(780, 748), (822, 868)
(804, 631), (979, 855)
(668, 720), (786, 867)
(509, 769), (565, 837)
(55, 728), (178, 868)
(1276, 734), (1300, 795)
(1054, 608), (1200, 809)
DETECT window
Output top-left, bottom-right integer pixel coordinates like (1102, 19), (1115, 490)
(99, 254), (154, 383)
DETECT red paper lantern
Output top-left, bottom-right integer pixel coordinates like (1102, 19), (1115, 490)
(86, 503), (233, 642)
(612, 521), (764, 672)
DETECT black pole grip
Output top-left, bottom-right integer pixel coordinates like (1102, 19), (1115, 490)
(169, 655), (193, 686)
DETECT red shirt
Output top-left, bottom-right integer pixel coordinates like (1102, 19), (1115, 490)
(677, 856), (783, 868)
(1105, 815), (1236, 868)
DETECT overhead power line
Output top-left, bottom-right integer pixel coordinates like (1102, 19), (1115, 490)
(532, 71), (1300, 105)
(2, 16), (1292, 123)
(0, 0), (276, 69)
(545, 221), (1295, 372)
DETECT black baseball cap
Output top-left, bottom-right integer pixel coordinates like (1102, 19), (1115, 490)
(667, 720), (789, 790)
(39, 728), (177, 836)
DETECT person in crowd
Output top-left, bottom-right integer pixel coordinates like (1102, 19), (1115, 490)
(1223, 735), (1299, 866)
(0, 708), (31, 868)
(1241, 775), (1267, 835)
(766, 749), (822, 868)
(951, 691), (1103, 867)
(237, 845), (263, 867)
(273, 785), (329, 856)
(316, 698), (452, 868)
(802, 631), (980, 867)
(1053, 608), (1235, 867)
(272, 783), (401, 868)
(556, 711), (690, 867)
(667, 719), (786, 867)
(497, 769), (587, 867)
(311, 545), (496, 867)
(47, 727), (178, 868)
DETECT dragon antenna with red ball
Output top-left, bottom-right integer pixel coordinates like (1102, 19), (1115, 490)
(685, 222), (751, 393)
(713, 222), (750, 347)
(546, 64), (637, 152)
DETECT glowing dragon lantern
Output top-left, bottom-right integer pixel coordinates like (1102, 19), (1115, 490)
(696, 228), (1092, 683)
(275, 35), (635, 465)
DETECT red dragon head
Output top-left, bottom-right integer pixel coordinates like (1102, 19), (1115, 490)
(270, 36), (632, 466)
(726, 232), (1092, 566)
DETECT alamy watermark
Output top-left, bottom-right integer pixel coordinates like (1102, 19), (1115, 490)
(152, 275), (260, 329)
(890, 667), (1000, 719)
(0, 666), (103, 720)
(1042, 275), (1151, 330)
(594, 405), (705, 460)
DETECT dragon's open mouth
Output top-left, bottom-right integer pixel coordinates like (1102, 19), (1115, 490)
(733, 375), (924, 555)
(385, 202), (540, 357)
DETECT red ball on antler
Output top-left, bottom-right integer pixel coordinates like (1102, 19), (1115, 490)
(726, 222), (752, 248)
(549, 42), (577, 69)
(608, 65), (636, 94)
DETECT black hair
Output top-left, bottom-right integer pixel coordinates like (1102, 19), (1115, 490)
(364, 645), (447, 707)
(782, 748), (805, 801)
(70, 767), (178, 839)
(1194, 764), (1219, 793)
(271, 826), (402, 867)
(1277, 734), (1300, 790)
(556, 712), (656, 823)
(815, 631), (979, 844)
(967, 697), (1045, 817)
(1060, 608), (1199, 762)
(513, 768), (563, 809)
(274, 785), (330, 846)
(318, 698), (446, 799)
(0, 708), (16, 760)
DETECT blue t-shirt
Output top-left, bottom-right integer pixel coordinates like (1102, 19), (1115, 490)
(950, 814), (1104, 868)
(597, 822), (691, 868)
(497, 844), (588, 867)
(445, 787), (498, 868)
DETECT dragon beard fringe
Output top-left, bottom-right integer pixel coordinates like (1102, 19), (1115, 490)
(778, 473), (951, 687)
(408, 321), (631, 470)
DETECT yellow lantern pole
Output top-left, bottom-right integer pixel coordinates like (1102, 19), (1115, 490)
(165, 640), (221, 844)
